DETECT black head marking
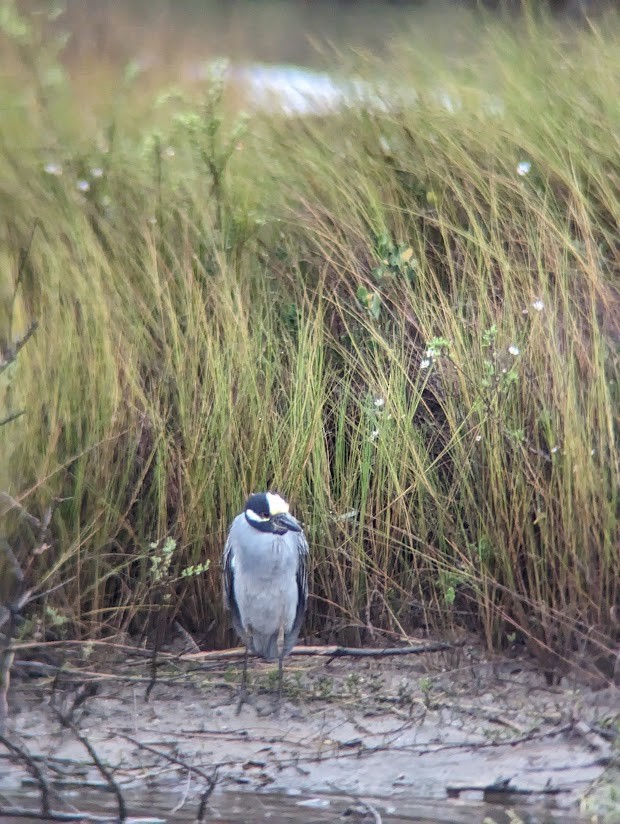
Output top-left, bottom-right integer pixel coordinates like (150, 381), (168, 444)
(244, 491), (298, 535)
(244, 492), (270, 518)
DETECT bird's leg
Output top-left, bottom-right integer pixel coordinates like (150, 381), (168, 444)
(236, 645), (249, 715)
(278, 654), (283, 702)
(276, 623), (285, 713)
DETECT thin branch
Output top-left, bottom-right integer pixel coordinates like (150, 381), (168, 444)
(0, 410), (25, 428)
(195, 770), (218, 824)
(118, 734), (218, 822)
(52, 713), (127, 823)
(0, 608), (17, 729)
(0, 494), (41, 529)
(0, 321), (38, 376)
(0, 734), (51, 816)
(0, 540), (30, 729)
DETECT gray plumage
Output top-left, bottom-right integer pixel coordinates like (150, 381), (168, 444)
(222, 492), (309, 708)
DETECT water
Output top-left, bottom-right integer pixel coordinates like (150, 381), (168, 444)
(1, 785), (591, 824)
(61, 0), (469, 70)
(57, 0), (476, 117)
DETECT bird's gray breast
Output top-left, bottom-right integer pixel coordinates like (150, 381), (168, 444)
(229, 519), (300, 647)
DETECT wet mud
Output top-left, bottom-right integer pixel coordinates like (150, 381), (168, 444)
(1, 643), (618, 822)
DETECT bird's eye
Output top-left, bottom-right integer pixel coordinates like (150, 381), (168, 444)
(246, 508), (271, 523)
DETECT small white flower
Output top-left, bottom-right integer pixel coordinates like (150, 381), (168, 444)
(508, 345), (520, 356)
(76, 179), (90, 192)
(164, 146), (175, 158)
(517, 161), (531, 176)
(591, 449), (596, 456)
(551, 446), (560, 454)
(374, 397), (385, 408)
(532, 299), (544, 312)
(370, 429), (379, 442)
(501, 367), (507, 374)
(420, 358), (431, 370)
(44, 162), (62, 176)
(90, 167), (104, 178)
(475, 434), (482, 442)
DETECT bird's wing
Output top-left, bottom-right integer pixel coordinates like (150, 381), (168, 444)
(221, 531), (235, 612)
(291, 529), (310, 636)
(222, 528), (246, 638)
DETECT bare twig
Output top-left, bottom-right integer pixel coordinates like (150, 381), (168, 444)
(0, 540), (31, 729)
(0, 733), (51, 816)
(118, 732), (218, 783)
(55, 682), (99, 727)
(0, 607), (17, 729)
(52, 712), (127, 823)
(195, 769), (218, 824)
(0, 496), (41, 529)
(0, 321), (38, 376)
(118, 733), (218, 822)
(0, 410), (25, 427)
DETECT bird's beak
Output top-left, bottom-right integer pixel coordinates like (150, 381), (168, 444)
(272, 513), (301, 533)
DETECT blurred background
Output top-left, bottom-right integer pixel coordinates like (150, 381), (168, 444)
(57, 0), (612, 73)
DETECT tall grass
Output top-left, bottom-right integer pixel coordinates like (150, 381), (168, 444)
(1, 5), (618, 678)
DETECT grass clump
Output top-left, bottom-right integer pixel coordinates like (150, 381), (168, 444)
(0, 4), (618, 680)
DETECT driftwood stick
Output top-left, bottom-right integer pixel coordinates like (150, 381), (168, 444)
(182, 641), (461, 662)
(295, 642), (460, 658)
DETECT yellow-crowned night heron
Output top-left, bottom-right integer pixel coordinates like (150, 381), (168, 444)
(222, 492), (309, 711)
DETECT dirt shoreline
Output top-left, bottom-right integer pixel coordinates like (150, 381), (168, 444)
(1, 641), (618, 822)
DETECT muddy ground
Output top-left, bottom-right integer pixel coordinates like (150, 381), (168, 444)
(1, 639), (618, 822)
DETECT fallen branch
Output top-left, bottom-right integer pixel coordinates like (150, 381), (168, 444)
(447, 778), (569, 799)
(182, 640), (461, 662)
(296, 641), (461, 658)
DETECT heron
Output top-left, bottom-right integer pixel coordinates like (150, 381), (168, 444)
(222, 492), (309, 712)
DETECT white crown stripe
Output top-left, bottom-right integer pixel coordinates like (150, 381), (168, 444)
(266, 493), (290, 516)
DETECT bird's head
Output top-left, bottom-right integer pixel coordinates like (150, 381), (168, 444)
(244, 492), (301, 535)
